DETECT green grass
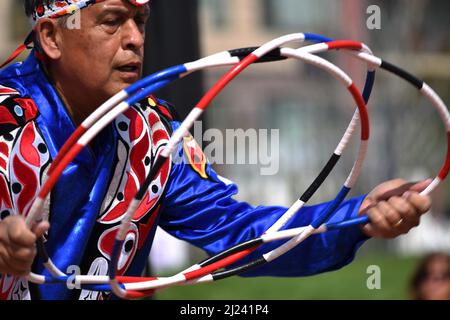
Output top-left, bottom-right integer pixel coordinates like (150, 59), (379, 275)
(154, 254), (420, 300)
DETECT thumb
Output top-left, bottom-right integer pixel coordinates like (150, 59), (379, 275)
(32, 220), (50, 239)
(359, 196), (376, 214)
(374, 179), (432, 201)
(407, 179), (433, 194)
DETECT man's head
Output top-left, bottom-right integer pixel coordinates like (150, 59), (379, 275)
(23, 0), (151, 123)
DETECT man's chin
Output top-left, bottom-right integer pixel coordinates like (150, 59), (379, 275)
(114, 69), (142, 85)
(109, 78), (142, 95)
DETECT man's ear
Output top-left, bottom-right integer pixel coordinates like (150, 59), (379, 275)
(35, 19), (62, 60)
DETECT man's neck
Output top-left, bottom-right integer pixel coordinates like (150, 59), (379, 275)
(45, 64), (104, 126)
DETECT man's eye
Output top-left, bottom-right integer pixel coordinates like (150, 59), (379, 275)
(103, 19), (120, 26)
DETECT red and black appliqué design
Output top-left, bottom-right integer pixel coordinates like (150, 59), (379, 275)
(0, 275), (30, 301)
(0, 86), (38, 137)
(0, 85), (19, 96)
(0, 86), (50, 300)
(0, 86), (46, 218)
(183, 134), (208, 179)
(79, 98), (173, 300)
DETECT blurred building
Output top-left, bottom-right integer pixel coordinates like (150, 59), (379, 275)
(199, 0), (450, 205)
(199, 0), (450, 254)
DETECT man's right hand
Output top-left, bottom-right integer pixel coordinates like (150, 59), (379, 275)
(0, 216), (49, 276)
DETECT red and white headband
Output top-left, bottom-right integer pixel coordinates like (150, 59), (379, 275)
(30, 0), (150, 27)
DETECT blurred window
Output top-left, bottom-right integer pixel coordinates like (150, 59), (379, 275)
(201, 0), (227, 30)
(262, 0), (338, 31)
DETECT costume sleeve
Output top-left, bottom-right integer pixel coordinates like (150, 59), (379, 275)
(0, 92), (43, 219)
(158, 121), (369, 277)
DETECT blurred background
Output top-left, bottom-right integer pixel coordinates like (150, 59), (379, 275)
(2, 0), (449, 299)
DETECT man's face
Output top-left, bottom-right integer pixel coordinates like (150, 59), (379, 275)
(55, 0), (150, 102)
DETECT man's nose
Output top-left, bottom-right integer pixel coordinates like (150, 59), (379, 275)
(122, 19), (145, 51)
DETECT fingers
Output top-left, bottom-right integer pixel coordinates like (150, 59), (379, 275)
(403, 191), (432, 214)
(362, 195), (424, 238)
(363, 202), (397, 238)
(0, 216), (50, 276)
(3, 250), (34, 276)
(387, 196), (420, 233)
(361, 178), (434, 239)
(381, 200), (403, 227)
(0, 241), (34, 276)
(4, 216), (36, 247)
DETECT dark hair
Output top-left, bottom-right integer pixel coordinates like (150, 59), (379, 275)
(23, 0), (53, 17)
(409, 252), (450, 300)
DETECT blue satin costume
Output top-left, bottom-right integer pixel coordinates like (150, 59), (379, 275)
(0, 52), (368, 300)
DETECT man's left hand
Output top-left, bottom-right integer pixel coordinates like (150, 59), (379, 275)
(359, 179), (432, 238)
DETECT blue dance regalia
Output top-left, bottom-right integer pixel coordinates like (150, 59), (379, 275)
(0, 52), (368, 300)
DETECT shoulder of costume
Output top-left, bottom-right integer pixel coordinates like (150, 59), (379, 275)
(0, 52), (43, 136)
(0, 83), (39, 137)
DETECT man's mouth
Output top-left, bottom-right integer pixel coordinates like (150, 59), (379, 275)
(117, 65), (139, 72)
(116, 62), (142, 78)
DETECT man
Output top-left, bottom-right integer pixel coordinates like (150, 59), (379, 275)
(0, 0), (432, 300)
